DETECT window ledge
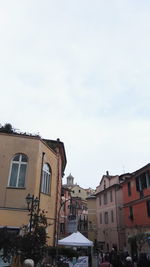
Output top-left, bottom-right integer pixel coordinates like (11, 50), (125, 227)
(6, 186), (26, 190)
(41, 192), (51, 196)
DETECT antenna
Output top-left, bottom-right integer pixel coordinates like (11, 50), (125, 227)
(122, 165), (125, 174)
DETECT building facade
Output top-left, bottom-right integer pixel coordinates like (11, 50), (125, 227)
(62, 174), (90, 237)
(59, 186), (72, 239)
(87, 195), (97, 243)
(0, 131), (66, 246)
(122, 164), (150, 256)
(96, 172), (125, 251)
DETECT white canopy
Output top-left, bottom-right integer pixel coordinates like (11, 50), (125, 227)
(58, 231), (93, 247)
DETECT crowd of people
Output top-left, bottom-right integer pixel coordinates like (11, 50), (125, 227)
(98, 248), (150, 267)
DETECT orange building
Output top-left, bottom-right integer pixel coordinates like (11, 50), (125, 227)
(0, 130), (66, 246)
(122, 164), (150, 255)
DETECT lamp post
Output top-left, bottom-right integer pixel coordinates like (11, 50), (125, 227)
(26, 193), (39, 233)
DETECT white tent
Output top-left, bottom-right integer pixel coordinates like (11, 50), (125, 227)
(58, 231), (93, 247)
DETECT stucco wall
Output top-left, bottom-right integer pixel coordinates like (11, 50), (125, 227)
(0, 133), (63, 246)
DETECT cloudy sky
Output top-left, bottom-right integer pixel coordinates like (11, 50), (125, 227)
(0, 0), (150, 188)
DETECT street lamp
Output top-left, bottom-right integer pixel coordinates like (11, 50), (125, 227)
(26, 193), (39, 233)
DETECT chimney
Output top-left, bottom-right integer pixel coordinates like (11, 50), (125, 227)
(106, 171), (109, 176)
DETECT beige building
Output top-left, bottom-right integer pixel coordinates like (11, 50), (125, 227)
(0, 131), (66, 246)
(96, 172), (125, 251)
(63, 174), (93, 237)
(65, 174), (93, 200)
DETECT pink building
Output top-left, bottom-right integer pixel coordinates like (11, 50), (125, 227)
(95, 171), (126, 251)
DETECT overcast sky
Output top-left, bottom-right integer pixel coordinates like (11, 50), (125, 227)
(0, 0), (150, 189)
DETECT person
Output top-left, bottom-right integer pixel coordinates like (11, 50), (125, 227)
(137, 253), (149, 267)
(99, 255), (112, 267)
(23, 259), (34, 267)
(110, 248), (117, 267)
(124, 256), (134, 267)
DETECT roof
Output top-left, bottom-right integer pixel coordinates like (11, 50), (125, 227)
(67, 173), (75, 179)
(120, 163), (150, 184)
(95, 183), (121, 196)
(41, 138), (67, 173)
(99, 174), (119, 186)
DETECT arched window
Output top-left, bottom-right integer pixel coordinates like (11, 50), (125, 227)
(41, 163), (51, 194)
(8, 154), (28, 188)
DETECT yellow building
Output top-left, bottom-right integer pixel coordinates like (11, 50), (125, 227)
(0, 131), (66, 246)
(65, 174), (93, 200)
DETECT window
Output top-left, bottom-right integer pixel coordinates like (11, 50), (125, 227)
(147, 200), (150, 217)
(79, 190), (81, 193)
(8, 154), (27, 188)
(100, 213), (102, 224)
(111, 210), (114, 223)
(60, 223), (65, 233)
(104, 212), (108, 224)
(135, 171), (150, 192)
(110, 191), (113, 202)
(99, 195), (101, 205)
(104, 192), (107, 204)
(129, 206), (134, 220)
(127, 182), (131, 196)
(147, 171), (150, 187)
(41, 163), (51, 194)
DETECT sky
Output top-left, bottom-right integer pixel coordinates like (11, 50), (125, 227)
(0, 0), (150, 189)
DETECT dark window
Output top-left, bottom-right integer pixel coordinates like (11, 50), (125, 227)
(60, 223), (65, 233)
(141, 173), (147, 189)
(99, 196), (101, 205)
(111, 210), (114, 223)
(147, 171), (150, 187)
(110, 191), (113, 202)
(129, 206), (134, 220)
(136, 172), (150, 192)
(147, 200), (150, 217)
(104, 212), (108, 224)
(136, 176), (140, 191)
(128, 182), (131, 196)
(100, 213), (102, 224)
(104, 180), (106, 189)
(79, 190), (81, 193)
(104, 192), (107, 204)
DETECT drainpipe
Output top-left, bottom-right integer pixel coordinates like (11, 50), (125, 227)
(38, 152), (45, 206)
(53, 140), (61, 246)
(115, 185), (120, 250)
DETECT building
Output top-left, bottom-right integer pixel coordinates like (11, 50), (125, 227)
(0, 129), (67, 246)
(62, 174), (91, 236)
(95, 171), (125, 251)
(59, 186), (72, 238)
(122, 164), (150, 256)
(65, 174), (89, 200)
(87, 195), (97, 243)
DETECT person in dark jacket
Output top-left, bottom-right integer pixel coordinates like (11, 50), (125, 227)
(124, 256), (134, 267)
(99, 255), (112, 267)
